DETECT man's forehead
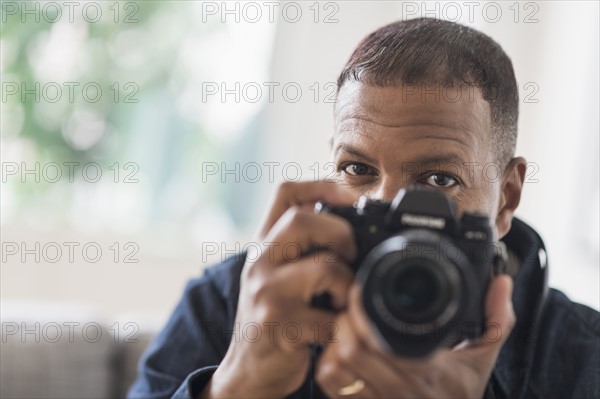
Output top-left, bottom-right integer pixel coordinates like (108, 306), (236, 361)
(334, 81), (492, 140)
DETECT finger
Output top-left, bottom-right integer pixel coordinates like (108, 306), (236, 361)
(320, 370), (380, 399)
(316, 354), (357, 398)
(346, 283), (375, 347)
(276, 307), (342, 351)
(317, 316), (381, 398)
(259, 181), (356, 240)
(478, 275), (516, 349)
(334, 316), (386, 397)
(273, 255), (354, 310)
(343, 294), (433, 395)
(262, 206), (357, 265)
(342, 346), (405, 397)
(459, 275), (515, 366)
(346, 282), (395, 355)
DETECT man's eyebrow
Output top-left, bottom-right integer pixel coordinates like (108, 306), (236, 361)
(334, 143), (468, 167)
(333, 143), (377, 164)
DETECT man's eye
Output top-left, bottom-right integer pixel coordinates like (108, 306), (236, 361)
(422, 173), (459, 188)
(340, 162), (373, 176)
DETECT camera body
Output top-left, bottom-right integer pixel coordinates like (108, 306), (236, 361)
(316, 187), (506, 357)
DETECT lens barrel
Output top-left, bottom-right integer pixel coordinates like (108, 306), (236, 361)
(357, 229), (478, 356)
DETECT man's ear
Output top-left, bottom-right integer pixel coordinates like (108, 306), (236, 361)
(496, 157), (527, 238)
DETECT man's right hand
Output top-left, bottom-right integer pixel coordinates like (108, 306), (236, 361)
(200, 181), (358, 398)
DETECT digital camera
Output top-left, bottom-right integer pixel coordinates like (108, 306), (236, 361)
(315, 187), (507, 357)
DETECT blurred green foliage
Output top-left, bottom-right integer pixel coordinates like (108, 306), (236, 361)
(1, 1), (266, 231)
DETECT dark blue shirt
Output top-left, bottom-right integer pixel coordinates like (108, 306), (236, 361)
(128, 219), (600, 398)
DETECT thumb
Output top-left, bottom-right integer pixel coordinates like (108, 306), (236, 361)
(455, 275), (516, 376)
(468, 275), (516, 356)
(485, 275), (516, 346)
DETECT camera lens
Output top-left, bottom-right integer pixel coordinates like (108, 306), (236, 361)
(390, 265), (440, 312)
(382, 258), (454, 325)
(359, 232), (468, 348)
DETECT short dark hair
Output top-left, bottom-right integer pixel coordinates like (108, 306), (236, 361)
(337, 18), (518, 165)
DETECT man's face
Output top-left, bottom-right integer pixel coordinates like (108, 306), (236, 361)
(332, 81), (520, 238)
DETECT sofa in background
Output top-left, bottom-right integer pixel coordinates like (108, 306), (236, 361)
(1, 301), (156, 399)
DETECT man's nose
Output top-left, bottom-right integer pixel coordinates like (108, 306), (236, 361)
(368, 176), (408, 202)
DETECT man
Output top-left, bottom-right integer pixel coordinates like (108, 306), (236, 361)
(129, 18), (600, 399)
